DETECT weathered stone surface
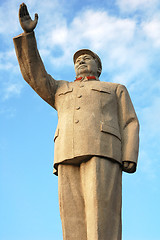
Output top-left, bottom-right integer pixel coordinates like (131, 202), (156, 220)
(13, 3), (139, 239)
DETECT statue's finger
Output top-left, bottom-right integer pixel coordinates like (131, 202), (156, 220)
(21, 3), (28, 16)
(129, 163), (134, 168)
(123, 162), (129, 168)
(34, 13), (38, 21)
(19, 4), (24, 18)
(23, 3), (29, 16)
(22, 2), (26, 8)
(21, 3), (26, 17)
(23, 3), (27, 15)
(128, 163), (136, 173)
(19, 5), (22, 18)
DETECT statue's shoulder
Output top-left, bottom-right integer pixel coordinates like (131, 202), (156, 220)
(98, 81), (120, 91)
(56, 79), (69, 86)
(55, 79), (71, 94)
(99, 81), (128, 92)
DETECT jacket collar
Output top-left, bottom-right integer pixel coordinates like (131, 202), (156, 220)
(75, 76), (99, 82)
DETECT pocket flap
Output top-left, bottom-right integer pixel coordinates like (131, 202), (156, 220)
(58, 87), (73, 96)
(91, 86), (111, 94)
(100, 123), (121, 140)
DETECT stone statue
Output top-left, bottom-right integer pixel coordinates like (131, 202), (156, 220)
(13, 3), (139, 240)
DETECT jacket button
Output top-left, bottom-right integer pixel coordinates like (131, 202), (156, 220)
(75, 120), (79, 123)
(76, 106), (80, 110)
(77, 95), (82, 98)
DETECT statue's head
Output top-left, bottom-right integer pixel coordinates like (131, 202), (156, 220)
(73, 49), (102, 78)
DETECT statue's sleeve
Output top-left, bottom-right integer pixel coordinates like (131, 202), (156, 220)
(13, 31), (58, 109)
(116, 84), (139, 165)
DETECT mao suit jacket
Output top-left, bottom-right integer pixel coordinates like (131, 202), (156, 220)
(13, 32), (139, 174)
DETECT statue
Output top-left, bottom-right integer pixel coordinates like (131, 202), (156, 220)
(13, 3), (139, 240)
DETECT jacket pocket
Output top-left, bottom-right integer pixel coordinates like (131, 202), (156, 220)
(54, 128), (59, 142)
(91, 86), (111, 94)
(100, 122), (121, 140)
(58, 88), (73, 96)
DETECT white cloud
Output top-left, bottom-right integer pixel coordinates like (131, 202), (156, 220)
(3, 82), (23, 100)
(38, 10), (138, 69)
(0, 0), (61, 36)
(36, 8), (157, 87)
(0, 0), (19, 35)
(116, 0), (159, 13)
(0, 48), (23, 100)
(0, 50), (18, 71)
(70, 11), (136, 51)
(142, 18), (160, 47)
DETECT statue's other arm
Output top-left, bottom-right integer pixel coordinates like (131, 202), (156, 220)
(116, 84), (140, 173)
(13, 3), (58, 108)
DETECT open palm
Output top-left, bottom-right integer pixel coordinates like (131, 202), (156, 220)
(19, 3), (38, 33)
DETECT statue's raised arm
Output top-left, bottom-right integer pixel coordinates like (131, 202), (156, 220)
(19, 3), (38, 33)
(13, 3), (61, 109)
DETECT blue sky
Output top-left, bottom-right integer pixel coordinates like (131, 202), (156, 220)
(1, 0), (160, 239)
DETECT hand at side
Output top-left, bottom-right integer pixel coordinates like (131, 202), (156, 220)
(122, 161), (136, 173)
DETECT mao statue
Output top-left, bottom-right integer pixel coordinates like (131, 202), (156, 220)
(13, 3), (139, 240)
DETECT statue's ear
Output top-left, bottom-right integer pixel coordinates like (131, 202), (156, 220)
(97, 67), (102, 76)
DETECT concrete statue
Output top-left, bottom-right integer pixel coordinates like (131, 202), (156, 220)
(13, 3), (139, 240)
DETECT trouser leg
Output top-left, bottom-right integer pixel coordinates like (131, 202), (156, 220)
(80, 156), (122, 240)
(58, 164), (87, 240)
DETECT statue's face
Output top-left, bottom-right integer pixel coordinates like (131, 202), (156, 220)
(74, 54), (98, 78)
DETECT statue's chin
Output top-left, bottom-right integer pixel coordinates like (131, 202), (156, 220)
(77, 70), (94, 78)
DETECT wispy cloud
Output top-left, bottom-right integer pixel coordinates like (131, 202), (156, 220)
(0, 48), (23, 100)
(0, 50), (18, 71)
(34, 6), (160, 91)
(142, 18), (160, 47)
(0, 0), (19, 36)
(2, 82), (23, 100)
(116, 0), (159, 13)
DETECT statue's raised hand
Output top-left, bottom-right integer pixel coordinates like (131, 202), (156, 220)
(19, 3), (38, 33)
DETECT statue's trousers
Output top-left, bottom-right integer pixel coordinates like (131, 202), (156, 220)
(58, 156), (122, 240)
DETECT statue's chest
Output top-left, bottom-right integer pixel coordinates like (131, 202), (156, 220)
(55, 81), (117, 111)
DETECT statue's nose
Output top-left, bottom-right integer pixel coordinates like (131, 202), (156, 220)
(79, 59), (85, 64)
